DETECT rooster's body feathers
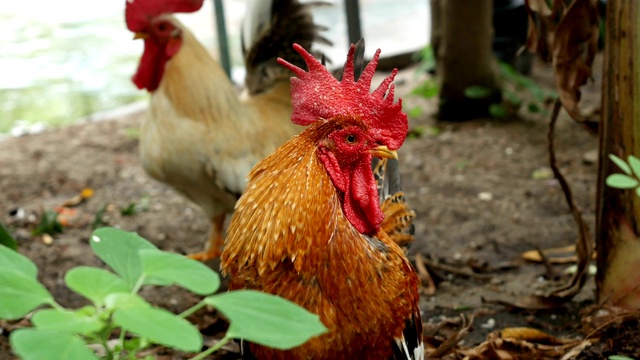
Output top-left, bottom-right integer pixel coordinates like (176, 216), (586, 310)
(222, 43), (423, 359)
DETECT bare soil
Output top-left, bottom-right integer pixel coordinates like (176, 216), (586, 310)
(1, 55), (638, 359)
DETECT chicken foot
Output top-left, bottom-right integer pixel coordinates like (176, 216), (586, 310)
(188, 214), (226, 261)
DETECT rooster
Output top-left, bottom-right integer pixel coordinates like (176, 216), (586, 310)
(125, 0), (329, 260)
(221, 43), (423, 360)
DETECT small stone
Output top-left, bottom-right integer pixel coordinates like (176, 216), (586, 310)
(42, 234), (54, 245)
(582, 149), (598, 165)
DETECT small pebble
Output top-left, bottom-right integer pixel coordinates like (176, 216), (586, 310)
(42, 234), (54, 245)
(480, 318), (496, 329)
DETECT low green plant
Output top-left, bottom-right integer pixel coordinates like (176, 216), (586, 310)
(409, 45), (558, 120)
(497, 62), (558, 115)
(0, 227), (326, 359)
(606, 154), (640, 196)
(120, 196), (150, 216)
(608, 356), (635, 360)
(32, 210), (63, 236)
(462, 63), (558, 119)
(0, 222), (17, 250)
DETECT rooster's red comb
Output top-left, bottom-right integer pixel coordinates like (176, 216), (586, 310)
(125, 0), (204, 32)
(277, 43), (407, 150)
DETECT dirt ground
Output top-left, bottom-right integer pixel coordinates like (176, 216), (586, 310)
(1, 54), (638, 359)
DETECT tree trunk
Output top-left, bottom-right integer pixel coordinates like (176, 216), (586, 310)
(432, 0), (501, 120)
(596, 0), (640, 309)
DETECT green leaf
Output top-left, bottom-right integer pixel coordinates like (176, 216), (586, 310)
(32, 210), (63, 236)
(120, 196), (150, 216)
(32, 309), (103, 335)
(104, 292), (150, 311)
(609, 154), (632, 175)
(529, 86), (546, 102)
(0, 222), (17, 250)
(464, 85), (492, 99)
(489, 103), (507, 119)
(635, 187), (640, 198)
(504, 90), (522, 106)
(0, 268), (53, 320)
(411, 79), (439, 99)
(11, 328), (99, 360)
(139, 249), (220, 295)
(0, 242), (37, 278)
(65, 267), (129, 305)
(527, 102), (541, 113)
(90, 227), (159, 289)
(609, 356), (635, 360)
(628, 155), (640, 179)
(412, 46), (435, 73)
(406, 106), (423, 119)
(113, 306), (202, 352)
(606, 174), (639, 189)
(498, 62), (519, 80)
(206, 290), (327, 350)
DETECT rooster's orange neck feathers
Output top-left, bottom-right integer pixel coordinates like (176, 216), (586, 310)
(275, 43), (408, 235)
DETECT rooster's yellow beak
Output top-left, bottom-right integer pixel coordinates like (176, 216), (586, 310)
(370, 145), (398, 160)
(133, 32), (149, 40)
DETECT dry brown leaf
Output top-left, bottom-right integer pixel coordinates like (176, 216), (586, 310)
(521, 244), (578, 263)
(527, 0), (553, 16)
(461, 329), (582, 360)
(560, 340), (593, 360)
(501, 327), (574, 344)
(60, 187), (95, 207)
(426, 315), (473, 358)
(525, 0), (600, 127)
(552, 0), (599, 123)
(525, 0), (567, 61)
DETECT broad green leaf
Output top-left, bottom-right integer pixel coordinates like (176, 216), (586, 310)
(0, 268), (53, 320)
(11, 328), (99, 360)
(628, 155), (640, 179)
(139, 249), (220, 295)
(464, 85), (492, 99)
(206, 290), (327, 350)
(32, 309), (103, 335)
(609, 154), (632, 175)
(103, 292), (150, 311)
(113, 306), (202, 352)
(90, 227), (159, 289)
(0, 222), (17, 250)
(65, 267), (129, 305)
(606, 174), (639, 189)
(0, 242), (37, 277)
(489, 103), (507, 119)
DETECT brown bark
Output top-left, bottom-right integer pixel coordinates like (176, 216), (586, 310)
(432, 0), (501, 120)
(596, 0), (640, 309)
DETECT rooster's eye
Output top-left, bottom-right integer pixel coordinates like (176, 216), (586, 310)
(346, 134), (356, 144)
